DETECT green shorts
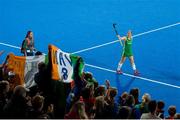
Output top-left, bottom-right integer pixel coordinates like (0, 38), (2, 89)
(122, 51), (133, 57)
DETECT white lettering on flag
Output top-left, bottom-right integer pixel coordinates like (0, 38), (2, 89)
(56, 49), (73, 83)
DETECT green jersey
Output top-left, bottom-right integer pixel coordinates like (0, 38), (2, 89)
(23, 38), (34, 53)
(122, 37), (133, 57)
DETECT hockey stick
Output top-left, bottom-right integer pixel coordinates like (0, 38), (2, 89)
(113, 23), (123, 46)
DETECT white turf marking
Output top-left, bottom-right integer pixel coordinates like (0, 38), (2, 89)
(85, 63), (180, 89)
(72, 22), (180, 54)
(0, 42), (21, 49)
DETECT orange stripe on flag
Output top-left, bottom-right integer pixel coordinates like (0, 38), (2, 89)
(48, 44), (60, 80)
(7, 53), (26, 86)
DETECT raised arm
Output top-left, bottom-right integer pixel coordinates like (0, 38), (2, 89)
(117, 35), (126, 41)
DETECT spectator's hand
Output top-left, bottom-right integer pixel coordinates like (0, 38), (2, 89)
(47, 104), (54, 113)
(105, 79), (110, 89)
(26, 96), (32, 106)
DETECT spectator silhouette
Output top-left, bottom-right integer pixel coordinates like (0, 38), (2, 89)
(140, 100), (160, 119)
(156, 100), (165, 119)
(3, 85), (30, 118)
(0, 81), (10, 118)
(166, 105), (176, 119)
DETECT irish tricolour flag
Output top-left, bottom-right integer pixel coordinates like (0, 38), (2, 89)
(48, 44), (84, 83)
(5, 44), (84, 90)
(6, 53), (48, 89)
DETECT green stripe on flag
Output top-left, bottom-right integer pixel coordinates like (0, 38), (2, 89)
(70, 54), (84, 79)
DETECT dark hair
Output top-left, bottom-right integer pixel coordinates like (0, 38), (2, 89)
(32, 95), (44, 110)
(109, 88), (117, 98)
(157, 100), (165, 109)
(35, 51), (42, 56)
(0, 81), (9, 92)
(168, 106), (176, 116)
(130, 88), (139, 99)
(126, 95), (135, 106)
(38, 62), (46, 72)
(13, 85), (26, 97)
(84, 72), (93, 80)
(25, 30), (32, 38)
(148, 100), (157, 113)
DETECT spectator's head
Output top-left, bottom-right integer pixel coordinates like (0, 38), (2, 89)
(157, 100), (165, 110)
(129, 88), (139, 100)
(109, 87), (118, 99)
(0, 80), (9, 94)
(168, 105), (176, 117)
(32, 95), (44, 111)
(65, 100), (88, 119)
(121, 92), (128, 99)
(13, 85), (27, 98)
(126, 94), (135, 107)
(148, 100), (157, 114)
(35, 51), (43, 56)
(105, 87), (117, 105)
(95, 85), (106, 97)
(25, 30), (33, 39)
(142, 93), (151, 103)
(38, 62), (46, 73)
(84, 72), (93, 81)
(119, 92), (128, 106)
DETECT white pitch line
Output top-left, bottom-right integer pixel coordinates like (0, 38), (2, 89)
(133, 22), (180, 37)
(0, 42), (21, 49)
(85, 63), (180, 89)
(72, 22), (180, 54)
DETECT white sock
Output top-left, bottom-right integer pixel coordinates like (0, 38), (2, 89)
(117, 63), (123, 70)
(132, 63), (136, 71)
